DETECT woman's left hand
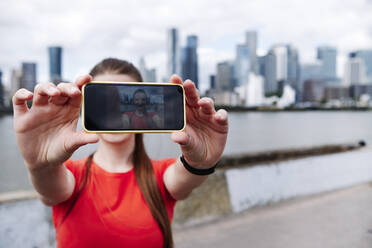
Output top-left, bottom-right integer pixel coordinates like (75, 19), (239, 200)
(170, 75), (228, 169)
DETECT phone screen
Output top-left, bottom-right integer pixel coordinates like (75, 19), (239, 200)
(83, 82), (185, 132)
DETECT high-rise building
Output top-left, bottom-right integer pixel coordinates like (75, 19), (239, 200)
(20, 62), (37, 92)
(235, 73), (264, 107)
(264, 44), (300, 96)
(263, 51), (277, 94)
(166, 28), (180, 78)
(216, 61), (233, 91)
(0, 70), (3, 106)
(317, 46), (337, 79)
(181, 35), (199, 88)
(146, 69), (157, 82)
(11, 68), (22, 98)
(351, 50), (372, 82)
(272, 45), (288, 82)
(300, 63), (323, 82)
(209, 75), (216, 89)
(48, 46), (62, 82)
(234, 44), (250, 87)
(286, 45), (300, 91)
(139, 57), (157, 82)
(245, 31), (257, 73)
(344, 57), (367, 85)
(257, 55), (265, 76)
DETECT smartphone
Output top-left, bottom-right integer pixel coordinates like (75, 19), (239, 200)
(82, 82), (186, 133)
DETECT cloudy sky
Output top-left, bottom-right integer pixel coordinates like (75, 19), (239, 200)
(1, 0), (371, 93)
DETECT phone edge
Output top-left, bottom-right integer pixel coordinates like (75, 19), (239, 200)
(81, 82), (186, 133)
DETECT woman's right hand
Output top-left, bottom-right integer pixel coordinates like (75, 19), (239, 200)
(13, 75), (99, 171)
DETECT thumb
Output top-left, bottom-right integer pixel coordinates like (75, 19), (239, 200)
(171, 131), (196, 153)
(64, 131), (99, 153)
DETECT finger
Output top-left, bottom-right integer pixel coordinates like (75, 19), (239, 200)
(198, 97), (215, 115)
(169, 74), (183, 85)
(12, 89), (33, 116)
(171, 131), (190, 146)
(58, 83), (82, 107)
(33, 83), (60, 106)
(214, 109), (228, 126)
(64, 131), (99, 154)
(49, 95), (69, 105)
(50, 83), (80, 105)
(75, 75), (92, 89)
(57, 82), (81, 97)
(183, 80), (199, 108)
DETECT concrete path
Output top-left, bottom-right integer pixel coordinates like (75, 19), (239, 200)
(174, 183), (372, 248)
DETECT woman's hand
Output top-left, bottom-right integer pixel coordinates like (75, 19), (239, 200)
(13, 75), (98, 171)
(170, 75), (228, 169)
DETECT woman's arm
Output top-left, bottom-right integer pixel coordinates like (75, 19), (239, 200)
(122, 113), (131, 129)
(163, 159), (209, 200)
(13, 75), (98, 206)
(163, 75), (228, 200)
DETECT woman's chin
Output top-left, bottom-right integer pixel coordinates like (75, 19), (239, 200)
(98, 133), (133, 144)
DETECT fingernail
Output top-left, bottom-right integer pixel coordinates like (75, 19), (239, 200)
(49, 88), (58, 94)
(22, 92), (31, 98)
(70, 88), (79, 94)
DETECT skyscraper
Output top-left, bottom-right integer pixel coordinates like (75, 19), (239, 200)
(216, 61), (233, 91)
(139, 57), (157, 82)
(181, 35), (198, 88)
(263, 50), (277, 94)
(300, 63), (323, 83)
(317, 46), (337, 79)
(48, 46), (62, 82)
(272, 45), (288, 82)
(344, 57), (367, 85)
(209, 75), (216, 89)
(166, 28), (180, 78)
(245, 31), (257, 73)
(263, 44), (300, 95)
(234, 44), (250, 87)
(351, 50), (372, 82)
(20, 62), (37, 92)
(257, 55), (266, 76)
(0, 70), (3, 106)
(10, 68), (21, 100)
(286, 45), (300, 91)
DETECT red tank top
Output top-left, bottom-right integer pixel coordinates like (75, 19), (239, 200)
(52, 157), (177, 248)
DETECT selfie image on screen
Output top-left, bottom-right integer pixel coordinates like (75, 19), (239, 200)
(84, 83), (184, 131)
(118, 86), (165, 130)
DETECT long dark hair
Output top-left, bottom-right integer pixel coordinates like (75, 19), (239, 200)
(60, 58), (174, 248)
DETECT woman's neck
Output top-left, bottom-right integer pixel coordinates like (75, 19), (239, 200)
(93, 136), (135, 173)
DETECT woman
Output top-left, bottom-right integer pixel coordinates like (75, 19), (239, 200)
(13, 58), (228, 248)
(122, 89), (163, 129)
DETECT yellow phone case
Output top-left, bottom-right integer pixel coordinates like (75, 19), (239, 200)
(82, 81), (186, 133)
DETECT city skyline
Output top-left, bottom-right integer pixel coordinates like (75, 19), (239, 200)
(1, 0), (372, 93)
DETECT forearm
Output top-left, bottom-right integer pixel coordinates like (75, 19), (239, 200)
(27, 164), (75, 206)
(164, 158), (209, 200)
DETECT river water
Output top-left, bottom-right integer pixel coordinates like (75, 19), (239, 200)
(1, 111), (372, 193)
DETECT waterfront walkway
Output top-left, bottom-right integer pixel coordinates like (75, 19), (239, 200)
(174, 183), (372, 248)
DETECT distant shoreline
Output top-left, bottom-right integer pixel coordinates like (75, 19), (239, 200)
(215, 105), (372, 112)
(1, 106), (372, 115)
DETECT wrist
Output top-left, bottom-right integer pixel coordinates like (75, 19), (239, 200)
(179, 155), (218, 176)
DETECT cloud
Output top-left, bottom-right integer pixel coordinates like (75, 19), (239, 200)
(0, 0), (371, 92)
